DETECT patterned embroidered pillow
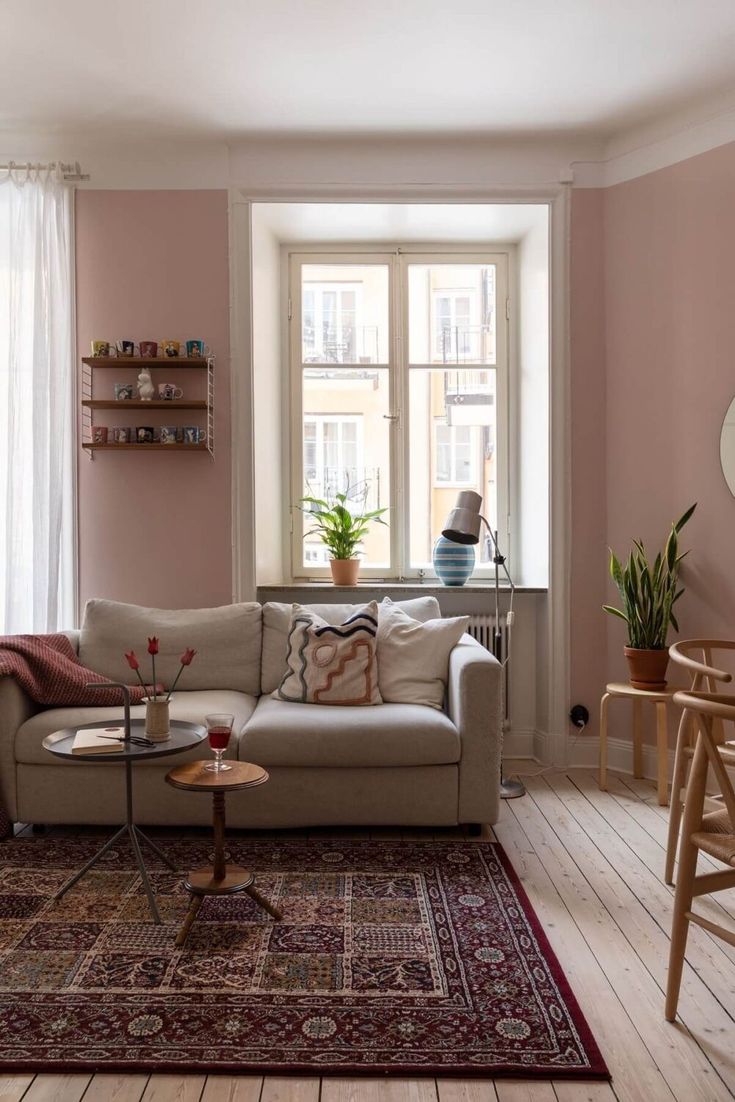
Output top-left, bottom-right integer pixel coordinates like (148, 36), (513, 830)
(275, 602), (382, 706)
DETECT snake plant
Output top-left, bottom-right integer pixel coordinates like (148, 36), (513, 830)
(602, 504), (696, 650)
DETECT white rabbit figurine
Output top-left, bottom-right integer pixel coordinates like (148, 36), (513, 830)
(137, 367), (155, 401)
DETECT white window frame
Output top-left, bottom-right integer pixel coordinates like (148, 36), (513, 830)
(288, 247), (510, 580)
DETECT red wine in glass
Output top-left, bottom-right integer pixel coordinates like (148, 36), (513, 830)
(208, 726), (230, 750)
(204, 713), (234, 772)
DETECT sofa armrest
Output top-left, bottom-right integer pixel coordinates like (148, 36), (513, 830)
(63, 629), (81, 653)
(0, 677), (38, 824)
(447, 634), (502, 826)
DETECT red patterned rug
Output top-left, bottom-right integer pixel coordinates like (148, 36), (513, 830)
(0, 834), (608, 1079)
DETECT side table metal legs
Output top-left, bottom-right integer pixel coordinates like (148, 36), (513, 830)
(53, 759), (178, 924)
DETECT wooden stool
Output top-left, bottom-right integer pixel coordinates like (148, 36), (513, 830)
(598, 682), (679, 806)
(166, 760), (282, 946)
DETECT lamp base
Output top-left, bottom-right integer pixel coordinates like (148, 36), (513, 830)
(500, 776), (526, 800)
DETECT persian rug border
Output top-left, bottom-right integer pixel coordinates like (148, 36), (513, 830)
(0, 836), (609, 1080)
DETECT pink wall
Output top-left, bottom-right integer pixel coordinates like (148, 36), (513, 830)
(75, 190), (232, 613)
(571, 141), (735, 741)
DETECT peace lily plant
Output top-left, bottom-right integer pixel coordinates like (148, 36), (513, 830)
(301, 490), (388, 586)
(603, 504), (696, 690)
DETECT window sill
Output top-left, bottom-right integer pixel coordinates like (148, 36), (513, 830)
(257, 581), (547, 594)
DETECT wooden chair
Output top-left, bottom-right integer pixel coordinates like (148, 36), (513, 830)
(665, 640), (734, 884)
(666, 691), (735, 1021)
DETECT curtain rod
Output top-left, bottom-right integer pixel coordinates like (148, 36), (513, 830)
(0, 160), (90, 181)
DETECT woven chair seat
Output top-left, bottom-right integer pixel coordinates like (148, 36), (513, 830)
(692, 808), (735, 865)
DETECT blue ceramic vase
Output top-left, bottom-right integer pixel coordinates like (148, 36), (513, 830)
(432, 535), (475, 586)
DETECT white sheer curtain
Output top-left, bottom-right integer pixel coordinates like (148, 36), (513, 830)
(0, 166), (76, 633)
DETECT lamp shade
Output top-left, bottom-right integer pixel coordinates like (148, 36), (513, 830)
(442, 490), (483, 545)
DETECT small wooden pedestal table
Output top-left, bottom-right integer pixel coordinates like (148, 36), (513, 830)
(599, 682), (680, 806)
(166, 760), (283, 946)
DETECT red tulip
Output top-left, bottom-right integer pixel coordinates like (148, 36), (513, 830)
(180, 647), (196, 666)
(124, 650), (139, 671)
(147, 636), (159, 655)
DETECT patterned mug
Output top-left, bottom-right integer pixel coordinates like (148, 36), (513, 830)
(139, 341), (158, 358)
(186, 339), (204, 357)
(114, 383), (134, 401)
(112, 427), (130, 444)
(92, 426), (108, 444)
(159, 426), (178, 444)
(116, 339), (135, 357)
(182, 426), (207, 445)
(158, 383), (183, 400)
(162, 340), (180, 358)
(91, 340), (111, 357)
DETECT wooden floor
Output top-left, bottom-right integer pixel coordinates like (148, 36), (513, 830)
(3, 762), (735, 1102)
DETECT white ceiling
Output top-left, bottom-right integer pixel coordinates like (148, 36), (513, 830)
(3, 0), (735, 142)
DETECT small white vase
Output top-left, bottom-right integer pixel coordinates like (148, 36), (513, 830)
(145, 698), (170, 741)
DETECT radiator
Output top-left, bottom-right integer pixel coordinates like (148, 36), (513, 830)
(467, 613), (510, 723)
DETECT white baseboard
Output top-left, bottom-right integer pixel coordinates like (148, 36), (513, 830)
(503, 727), (536, 759)
(520, 728), (676, 783)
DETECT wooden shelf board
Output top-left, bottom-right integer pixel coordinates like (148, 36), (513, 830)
(82, 399), (208, 410)
(82, 357), (208, 368)
(82, 443), (209, 451)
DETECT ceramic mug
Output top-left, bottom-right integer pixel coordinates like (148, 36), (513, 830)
(186, 339), (204, 357)
(160, 426), (178, 444)
(139, 341), (158, 358)
(158, 383), (183, 400)
(92, 426), (108, 444)
(135, 426), (155, 443)
(162, 340), (180, 358)
(112, 427), (130, 444)
(114, 383), (134, 400)
(182, 426), (207, 445)
(91, 340), (112, 357)
(116, 339), (135, 357)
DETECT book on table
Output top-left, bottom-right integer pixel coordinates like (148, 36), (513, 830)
(71, 727), (126, 754)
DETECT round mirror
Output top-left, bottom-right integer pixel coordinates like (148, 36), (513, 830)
(721, 396), (735, 496)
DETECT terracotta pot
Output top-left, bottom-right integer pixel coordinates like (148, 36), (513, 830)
(624, 646), (669, 691)
(330, 558), (360, 586)
(144, 698), (170, 741)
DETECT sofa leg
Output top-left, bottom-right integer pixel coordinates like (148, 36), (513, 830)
(31, 824), (46, 835)
(466, 823), (482, 837)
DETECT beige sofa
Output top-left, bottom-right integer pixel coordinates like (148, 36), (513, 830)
(0, 597), (502, 831)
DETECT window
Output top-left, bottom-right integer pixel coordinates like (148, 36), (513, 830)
(435, 424), (477, 485)
(289, 252), (508, 578)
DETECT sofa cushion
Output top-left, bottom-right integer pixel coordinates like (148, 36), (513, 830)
(240, 695), (460, 768)
(79, 599), (262, 695)
(377, 599), (469, 709)
(15, 690), (257, 766)
(261, 596), (441, 695)
(275, 602), (381, 706)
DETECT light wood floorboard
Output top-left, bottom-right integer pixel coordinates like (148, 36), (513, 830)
(11, 769), (735, 1101)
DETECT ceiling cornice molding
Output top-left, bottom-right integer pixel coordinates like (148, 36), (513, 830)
(572, 92), (735, 188)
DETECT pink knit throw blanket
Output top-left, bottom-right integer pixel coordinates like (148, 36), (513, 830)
(0, 633), (151, 840)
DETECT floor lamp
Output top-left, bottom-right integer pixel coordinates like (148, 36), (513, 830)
(442, 490), (525, 800)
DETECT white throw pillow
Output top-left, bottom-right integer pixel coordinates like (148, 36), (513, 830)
(377, 598), (469, 709)
(275, 602), (382, 706)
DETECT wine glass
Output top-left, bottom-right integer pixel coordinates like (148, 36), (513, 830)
(204, 713), (234, 772)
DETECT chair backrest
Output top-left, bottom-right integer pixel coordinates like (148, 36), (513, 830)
(670, 640), (735, 742)
(669, 640), (735, 690)
(673, 691), (735, 830)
